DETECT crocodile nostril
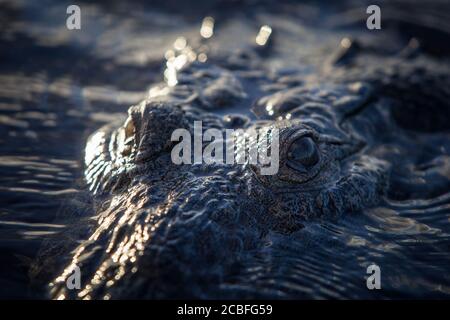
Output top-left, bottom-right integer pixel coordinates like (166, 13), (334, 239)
(119, 117), (136, 157)
(124, 117), (135, 140)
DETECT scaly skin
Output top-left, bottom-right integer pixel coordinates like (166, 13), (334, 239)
(49, 29), (450, 299)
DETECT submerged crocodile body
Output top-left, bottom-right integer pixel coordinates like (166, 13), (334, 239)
(50, 15), (450, 299)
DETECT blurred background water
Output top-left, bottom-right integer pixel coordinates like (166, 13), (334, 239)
(1, 0), (450, 299)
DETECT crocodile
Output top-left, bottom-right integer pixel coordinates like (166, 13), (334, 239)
(49, 19), (450, 299)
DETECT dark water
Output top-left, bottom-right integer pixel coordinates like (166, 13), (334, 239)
(1, 0), (450, 299)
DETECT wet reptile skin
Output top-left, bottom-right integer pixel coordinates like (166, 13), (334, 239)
(49, 17), (450, 299)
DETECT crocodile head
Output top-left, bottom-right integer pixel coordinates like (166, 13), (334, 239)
(50, 38), (392, 300)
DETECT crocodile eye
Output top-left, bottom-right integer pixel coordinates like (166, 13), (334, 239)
(287, 136), (319, 169)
